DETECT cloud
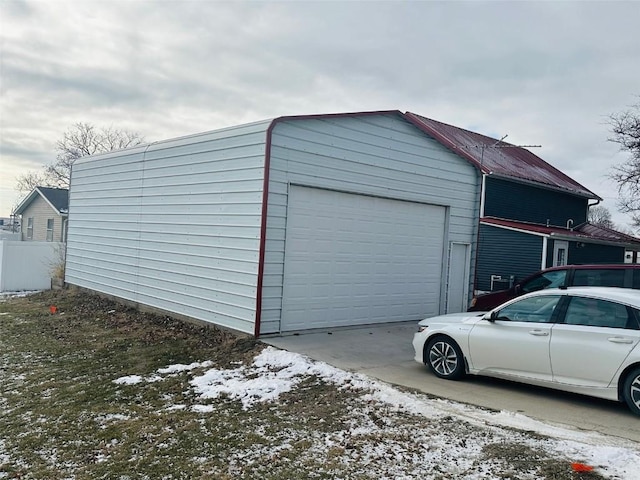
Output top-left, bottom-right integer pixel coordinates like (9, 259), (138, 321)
(1, 1), (638, 226)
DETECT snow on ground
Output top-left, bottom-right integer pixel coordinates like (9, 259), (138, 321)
(0, 291), (41, 302)
(114, 346), (640, 480)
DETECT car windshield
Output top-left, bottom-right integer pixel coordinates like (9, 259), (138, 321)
(520, 270), (567, 293)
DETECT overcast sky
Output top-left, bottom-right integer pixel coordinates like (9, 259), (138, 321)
(1, 1), (639, 226)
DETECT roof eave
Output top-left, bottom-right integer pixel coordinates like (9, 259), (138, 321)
(13, 187), (67, 216)
(13, 189), (40, 215)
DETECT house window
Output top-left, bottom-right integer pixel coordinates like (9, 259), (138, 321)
(46, 219), (54, 242)
(27, 217), (34, 240)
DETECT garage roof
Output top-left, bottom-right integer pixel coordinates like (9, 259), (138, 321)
(404, 112), (600, 200)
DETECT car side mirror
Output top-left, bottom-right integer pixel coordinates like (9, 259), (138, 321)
(514, 284), (521, 294)
(483, 312), (496, 322)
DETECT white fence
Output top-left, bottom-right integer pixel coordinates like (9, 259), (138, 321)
(0, 231), (21, 241)
(0, 241), (63, 292)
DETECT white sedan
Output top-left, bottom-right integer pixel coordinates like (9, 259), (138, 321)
(412, 287), (640, 415)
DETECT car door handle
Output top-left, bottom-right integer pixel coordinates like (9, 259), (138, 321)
(528, 330), (549, 336)
(607, 337), (634, 344)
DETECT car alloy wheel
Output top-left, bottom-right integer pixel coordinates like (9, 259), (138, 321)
(623, 367), (640, 416)
(426, 337), (465, 380)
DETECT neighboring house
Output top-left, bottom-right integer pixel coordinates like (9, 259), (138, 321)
(66, 111), (480, 336)
(405, 114), (640, 293)
(14, 187), (69, 242)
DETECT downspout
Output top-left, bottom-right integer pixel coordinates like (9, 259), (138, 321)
(541, 236), (548, 270)
(587, 198), (601, 222)
(254, 119), (279, 338)
(479, 173), (487, 218)
(471, 173), (486, 298)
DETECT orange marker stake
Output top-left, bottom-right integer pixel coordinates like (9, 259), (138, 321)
(571, 463), (594, 472)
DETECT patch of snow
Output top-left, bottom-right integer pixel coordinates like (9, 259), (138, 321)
(114, 346), (640, 479)
(157, 361), (213, 374)
(0, 290), (41, 299)
(113, 375), (144, 385)
(192, 405), (216, 413)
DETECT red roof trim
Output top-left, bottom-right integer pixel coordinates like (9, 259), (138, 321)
(481, 217), (640, 246)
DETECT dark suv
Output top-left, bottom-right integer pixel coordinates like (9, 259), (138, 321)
(469, 264), (640, 311)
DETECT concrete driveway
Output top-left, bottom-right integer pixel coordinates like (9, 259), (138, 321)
(264, 322), (640, 443)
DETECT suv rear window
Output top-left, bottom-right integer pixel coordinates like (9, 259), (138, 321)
(573, 269), (625, 287)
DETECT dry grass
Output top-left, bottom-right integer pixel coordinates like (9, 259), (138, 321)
(0, 290), (608, 479)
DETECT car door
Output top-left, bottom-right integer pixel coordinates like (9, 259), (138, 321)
(550, 296), (640, 387)
(468, 294), (562, 382)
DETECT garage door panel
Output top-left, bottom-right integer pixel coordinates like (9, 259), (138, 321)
(281, 186), (445, 332)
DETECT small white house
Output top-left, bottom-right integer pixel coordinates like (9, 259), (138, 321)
(65, 111), (480, 336)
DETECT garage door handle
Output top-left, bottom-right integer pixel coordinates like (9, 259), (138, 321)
(608, 337), (634, 344)
(528, 330), (549, 336)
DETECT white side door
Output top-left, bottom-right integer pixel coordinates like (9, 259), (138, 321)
(553, 240), (569, 267)
(551, 296), (640, 387)
(446, 243), (470, 313)
(468, 295), (561, 382)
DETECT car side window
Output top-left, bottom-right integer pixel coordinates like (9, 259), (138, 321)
(520, 271), (567, 293)
(563, 297), (632, 329)
(494, 295), (561, 323)
(572, 269), (625, 287)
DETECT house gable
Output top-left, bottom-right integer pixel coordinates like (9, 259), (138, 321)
(19, 195), (64, 242)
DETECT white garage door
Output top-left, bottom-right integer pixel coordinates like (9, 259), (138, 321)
(281, 186), (446, 332)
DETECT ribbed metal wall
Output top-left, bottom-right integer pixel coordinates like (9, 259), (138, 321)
(65, 121), (270, 334)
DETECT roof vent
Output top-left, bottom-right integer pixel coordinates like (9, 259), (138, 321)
(567, 219), (574, 231)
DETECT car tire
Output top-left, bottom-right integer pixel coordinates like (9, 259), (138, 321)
(425, 336), (465, 380)
(623, 367), (640, 416)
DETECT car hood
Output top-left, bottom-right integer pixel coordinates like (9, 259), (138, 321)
(417, 311), (488, 327)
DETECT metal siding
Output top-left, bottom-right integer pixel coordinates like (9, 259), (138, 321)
(484, 177), (588, 226)
(567, 241), (625, 264)
(66, 121), (270, 334)
(476, 224), (544, 292)
(261, 114), (479, 334)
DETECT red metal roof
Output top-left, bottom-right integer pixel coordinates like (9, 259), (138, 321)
(404, 112), (600, 200)
(481, 217), (640, 247)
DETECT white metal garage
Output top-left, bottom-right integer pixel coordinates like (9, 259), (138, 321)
(280, 186), (446, 331)
(65, 111), (480, 337)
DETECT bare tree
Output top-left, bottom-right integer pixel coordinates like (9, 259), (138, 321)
(15, 170), (51, 194)
(610, 101), (640, 226)
(588, 205), (615, 229)
(16, 122), (145, 194)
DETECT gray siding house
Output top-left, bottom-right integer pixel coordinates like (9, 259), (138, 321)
(65, 111), (480, 336)
(14, 187), (69, 242)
